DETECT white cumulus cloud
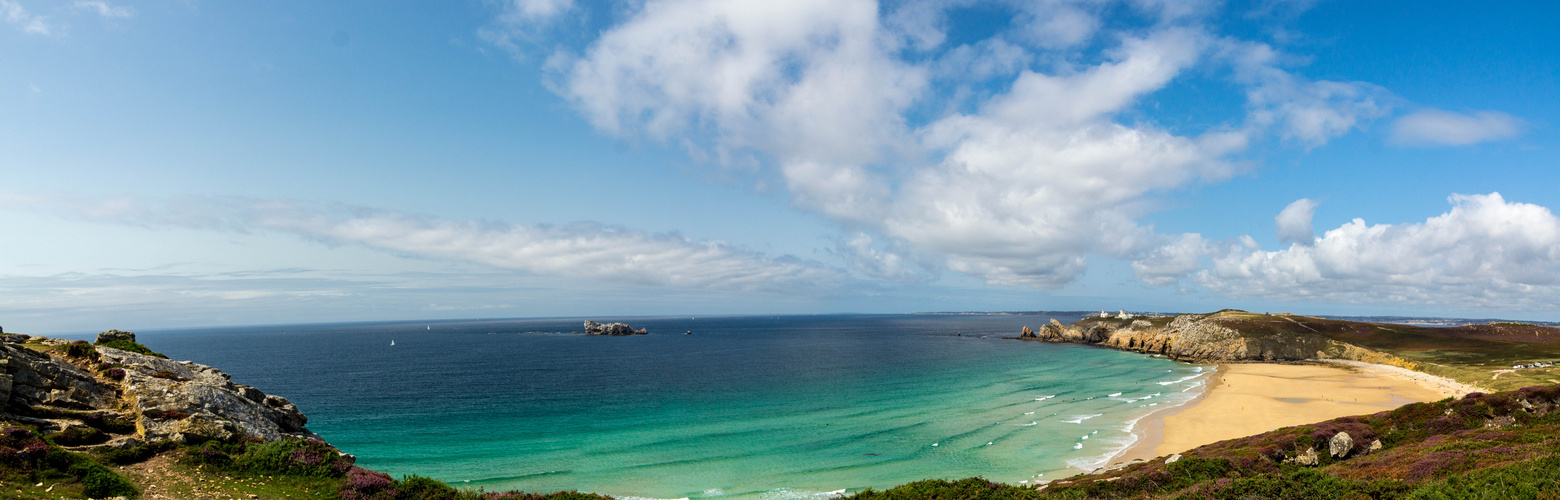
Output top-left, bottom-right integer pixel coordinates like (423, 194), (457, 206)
(534, 0), (1422, 291)
(1275, 198), (1320, 245)
(1390, 109), (1524, 146)
(1197, 193), (1560, 309)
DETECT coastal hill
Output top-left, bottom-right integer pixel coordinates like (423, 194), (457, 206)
(1018, 310), (1560, 391)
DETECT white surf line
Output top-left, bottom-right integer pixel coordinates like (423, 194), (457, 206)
(1088, 364), (1220, 474)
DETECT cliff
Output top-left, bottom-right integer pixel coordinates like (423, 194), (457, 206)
(2, 330), (309, 446)
(1016, 310), (1415, 365)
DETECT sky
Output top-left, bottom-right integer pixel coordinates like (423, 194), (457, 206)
(2, 0), (1559, 333)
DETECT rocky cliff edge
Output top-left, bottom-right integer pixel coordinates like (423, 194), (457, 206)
(1017, 310), (1413, 365)
(1, 330), (309, 447)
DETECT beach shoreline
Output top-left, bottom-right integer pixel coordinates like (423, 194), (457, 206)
(1099, 361), (1476, 471)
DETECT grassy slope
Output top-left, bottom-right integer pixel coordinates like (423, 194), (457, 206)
(846, 384), (1560, 500)
(1220, 313), (1560, 391)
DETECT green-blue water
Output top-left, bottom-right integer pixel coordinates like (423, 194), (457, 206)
(135, 314), (1209, 499)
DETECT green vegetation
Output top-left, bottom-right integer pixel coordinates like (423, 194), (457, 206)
(842, 384), (1560, 499)
(0, 422), (141, 499)
(842, 478), (1042, 500)
(94, 337), (169, 358)
(1146, 311), (1560, 391)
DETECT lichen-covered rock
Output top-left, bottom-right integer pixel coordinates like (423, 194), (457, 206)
(2, 338), (309, 443)
(1329, 431), (1353, 458)
(0, 343), (118, 411)
(1287, 447), (1319, 466)
(97, 347), (307, 442)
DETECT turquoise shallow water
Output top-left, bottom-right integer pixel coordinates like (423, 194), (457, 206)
(134, 314), (1210, 499)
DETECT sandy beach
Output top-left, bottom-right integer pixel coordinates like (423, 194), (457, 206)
(1108, 361), (1477, 467)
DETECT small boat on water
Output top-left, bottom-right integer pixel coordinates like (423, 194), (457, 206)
(390, 340), (395, 346)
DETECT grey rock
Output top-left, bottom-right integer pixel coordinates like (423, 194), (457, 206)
(1165, 453), (1182, 464)
(1485, 415), (1517, 429)
(1329, 431), (1353, 458)
(2, 338), (311, 443)
(1, 343), (118, 412)
(0, 373), (11, 409)
(582, 320), (647, 336)
(98, 346), (307, 442)
(1368, 439), (1383, 453)
(1293, 447), (1319, 466)
(96, 329), (137, 344)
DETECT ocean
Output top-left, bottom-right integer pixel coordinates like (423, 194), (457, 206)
(127, 314), (1210, 499)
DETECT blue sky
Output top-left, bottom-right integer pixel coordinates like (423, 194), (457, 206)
(2, 0), (1558, 333)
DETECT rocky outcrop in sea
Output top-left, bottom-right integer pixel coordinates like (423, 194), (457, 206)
(1, 329), (310, 447)
(581, 320), (648, 336)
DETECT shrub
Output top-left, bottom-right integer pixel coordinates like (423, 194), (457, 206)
(62, 342), (97, 358)
(397, 475), (462, 500)
(231, 438), (353, 478)
(841, 477), (1040, 500)
(94, 338), (168, 358)
(47, 426), (107, 446)
(106, 368), (127, 380)
(338, 466), (396, 500)
(70, 459), (140, 498)
(97, 440), (174, 465)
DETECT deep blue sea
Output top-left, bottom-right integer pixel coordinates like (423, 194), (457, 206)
(119, 314), (1209, 499)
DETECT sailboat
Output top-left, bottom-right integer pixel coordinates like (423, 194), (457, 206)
(390, 340), (395, 346)
(426, 326), (430, 330)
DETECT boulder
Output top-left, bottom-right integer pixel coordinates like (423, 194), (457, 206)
(1329, 431), (1353, 458)
(1020, 326), (1036, 339)
(1287, 447), (1319, 466)
(96, 329), (136, 344)
(1368, 439), (1383, 454)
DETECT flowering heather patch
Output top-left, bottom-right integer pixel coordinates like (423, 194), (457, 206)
(290, 447), (325, 465)
(227, 437), (354, 478)
(106, 367), (126, 380)
(338, 466), (396, 500)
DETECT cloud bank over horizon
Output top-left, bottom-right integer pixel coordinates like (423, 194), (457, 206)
(2, 0), (1557, 330)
